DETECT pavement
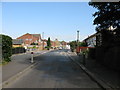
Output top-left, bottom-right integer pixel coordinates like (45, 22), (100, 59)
(67, 51), (120, 89)
(2, 50), (49, 84)
(3, 50), (102, 89)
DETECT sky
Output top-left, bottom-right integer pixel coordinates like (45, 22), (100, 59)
(2, 2), (97, 42)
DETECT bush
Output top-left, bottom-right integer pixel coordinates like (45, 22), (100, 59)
(69, 41), (77, 52)
(79, 42), (88, 47)
(31, 42), (38, 45)
(0, 34), (12, 62)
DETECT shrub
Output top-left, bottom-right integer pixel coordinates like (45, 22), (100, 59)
(1, 34), (12, 62)
(31, 42), (38, 45)
(79, 42), (88, 47)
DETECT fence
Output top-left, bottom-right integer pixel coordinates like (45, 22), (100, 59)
(96, 46), (120, 71)
(76, 46), (94, 53)
(12, 47), (26, 54)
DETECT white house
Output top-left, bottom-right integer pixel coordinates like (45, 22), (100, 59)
(83, 33), (96, 47)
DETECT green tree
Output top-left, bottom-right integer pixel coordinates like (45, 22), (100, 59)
(89, 2), (120, 31)
(79, 42), (88, 47)
(69, 41), (77, 52)
(89, 2), (120, 47)
(0, 34), (12, 62)
(47, 37), (51, 50)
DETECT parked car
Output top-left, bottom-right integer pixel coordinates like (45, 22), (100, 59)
(59, 47), (62, 50)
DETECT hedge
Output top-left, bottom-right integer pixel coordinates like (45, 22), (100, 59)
(0, 34), (12, 62)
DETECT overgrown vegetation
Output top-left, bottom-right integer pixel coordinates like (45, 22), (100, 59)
(0, 34), (12, 62)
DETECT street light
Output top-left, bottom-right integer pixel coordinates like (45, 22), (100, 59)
(77, 30), (80, 55)
(77, 30), (79, 43)
(42, 32), (44, 50)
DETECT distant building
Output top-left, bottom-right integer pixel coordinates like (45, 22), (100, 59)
(83, 33), (96, 47)
(61, 41), (67, 49)
(17, 33), (42, 46)
(54, 39), (61, 48)
(66, 43), (70, 49)
(12, 39), (24, 48)
(51, 41), (56, 48)
(16, 33), (45, 50)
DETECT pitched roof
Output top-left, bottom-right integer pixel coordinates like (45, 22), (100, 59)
(12, 39), (23, 45)
(17, 33), (41, 39)
(83, 33), (96, 42)
(32, 34), (41, 39)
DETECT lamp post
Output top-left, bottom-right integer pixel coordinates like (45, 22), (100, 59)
(77, 30), (79, 43)
(77, 30), (80, 55)
(42, 32), (44, 50)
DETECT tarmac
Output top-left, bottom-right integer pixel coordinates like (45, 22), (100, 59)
(1, 49), (120, 90)
(1, 50), (50, 88)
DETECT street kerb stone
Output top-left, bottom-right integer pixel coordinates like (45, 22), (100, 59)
(2, 50), (51, 88)
(2, 62), (38, 88)
(66, 52), (112, 90)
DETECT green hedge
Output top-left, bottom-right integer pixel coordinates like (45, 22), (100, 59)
(0, 34), (12, 62)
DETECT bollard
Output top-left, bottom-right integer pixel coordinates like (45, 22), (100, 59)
(31, 52), (34, 63)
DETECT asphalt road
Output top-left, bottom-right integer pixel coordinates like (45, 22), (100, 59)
(2, 50), (48, 82)
(4, 50), (102, 88)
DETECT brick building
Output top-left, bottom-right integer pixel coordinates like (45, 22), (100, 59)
(12, 39), (24, 48)
(16, 33), (44, 50)
(17, 33), (42, 46)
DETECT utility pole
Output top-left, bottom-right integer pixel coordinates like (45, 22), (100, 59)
(77, 30), (80, 55)
(42, 32), (44, 50)
(77, 30), (79, 43)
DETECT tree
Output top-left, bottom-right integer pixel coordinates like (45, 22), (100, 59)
(89, 2), (120, 47)
(89, 2), (120, 70)
(89, 2), (120, 31)
(0, 34), (12, 62)
(47, 37), (51, 50)
(79, 42), (88, 47)
(69, 41), (77, 52)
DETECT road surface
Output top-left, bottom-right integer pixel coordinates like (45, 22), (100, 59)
(4, 50), (102, 89)
(2, 50), (48, 82)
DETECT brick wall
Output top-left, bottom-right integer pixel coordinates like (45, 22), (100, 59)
(17, 33), (40, 45)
